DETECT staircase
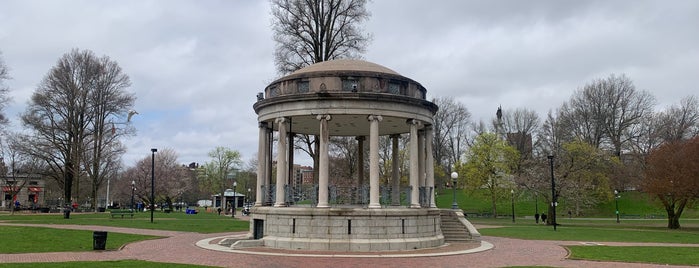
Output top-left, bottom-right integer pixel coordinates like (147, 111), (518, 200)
(440, 209), (478, 243)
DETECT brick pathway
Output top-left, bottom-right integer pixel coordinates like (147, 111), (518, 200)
(1, 222), (696, 268)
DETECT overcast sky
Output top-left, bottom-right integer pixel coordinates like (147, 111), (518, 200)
(1, 0), (697, 167)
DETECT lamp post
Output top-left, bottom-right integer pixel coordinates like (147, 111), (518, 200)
(450, 172), (459, 209)
(150, 148), (157, 223)
(535, 192), (539, 223)
(614, 190), (620, 223)
(511, 189), (515, 223)
(232, 181), (237, 218)
(247, 188), (251, 205)
(548, 155), (557, 231)
(130, 180), (135, 211)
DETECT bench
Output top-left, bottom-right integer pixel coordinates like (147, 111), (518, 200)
(109, 210), (135, 218)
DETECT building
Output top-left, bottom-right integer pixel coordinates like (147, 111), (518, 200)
(1, 174), (46, 210)
(240, 59), (480, 252)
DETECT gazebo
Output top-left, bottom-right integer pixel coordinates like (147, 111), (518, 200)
(241, 59), (479, 251)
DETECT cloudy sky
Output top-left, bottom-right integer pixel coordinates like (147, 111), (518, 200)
(1, 0), (697, 167)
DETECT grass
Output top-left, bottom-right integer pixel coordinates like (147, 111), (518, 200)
(0, 210), (249, 233)
(0, 260), (216, 268)
(0, 226), (158, 253)
(476, 224), (699, 243)
(435, 188), (699, 219)
(567, 245), (699, 266)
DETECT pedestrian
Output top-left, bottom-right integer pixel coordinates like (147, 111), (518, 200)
(568, 210), (572, 218)
(217, 207), (222, 215)
(534, 213), (540, 224)
(541, 213), (547, 223)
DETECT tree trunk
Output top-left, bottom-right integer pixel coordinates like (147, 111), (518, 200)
(491, 193), (497, 218)
(667, 215), (680, 229)
(64, 162), (74, 206)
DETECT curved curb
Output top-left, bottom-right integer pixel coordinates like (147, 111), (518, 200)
(195, 235), (494, 258)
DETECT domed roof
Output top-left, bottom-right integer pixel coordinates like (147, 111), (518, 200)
(291, 59), (400, 76)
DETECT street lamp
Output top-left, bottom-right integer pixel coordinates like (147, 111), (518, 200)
(247, 188), (251, 205)
(150, 148), (157, 223)
(450, 172), (459, 209)
(130, 180), (135, 211)
(548, 155), (557, 231)
(614, 190), (620, 223)
(511, 189), (515, 223)
(535, 192), (539, 223)
(232, 181), (238, 218)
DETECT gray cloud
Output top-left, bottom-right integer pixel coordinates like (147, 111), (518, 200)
(1, 0), (697, 166)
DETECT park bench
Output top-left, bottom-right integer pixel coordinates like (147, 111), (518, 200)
(109, 210), (135, 219)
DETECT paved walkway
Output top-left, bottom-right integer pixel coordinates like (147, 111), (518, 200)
(1, 222), (697, 268)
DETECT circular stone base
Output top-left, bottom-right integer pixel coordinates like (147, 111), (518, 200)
(248, 207), (446, 252)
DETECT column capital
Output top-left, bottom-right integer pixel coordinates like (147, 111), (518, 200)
(406, 118), (423, 127)
(275, 117), (287, 124)
(355, 136), (366, 141)
(258, 122), (268, 128)
(367, 114), (383, 122)
(316, 114), (332, 121)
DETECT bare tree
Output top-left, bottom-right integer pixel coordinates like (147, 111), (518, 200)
(272, 0), (372, 181)
(657, 96), (699, 142)
(19, 49), (135, 206)
(0, 51), (10, 127)
(271, 0), (371, 74)
(559, 74), (655, 157)
(122, 148), (191, 210)
(431, 97), (471, 177)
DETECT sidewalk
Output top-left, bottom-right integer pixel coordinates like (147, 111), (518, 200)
(0, 222), (696, 268)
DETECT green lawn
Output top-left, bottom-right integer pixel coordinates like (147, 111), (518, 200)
(567, 245), (699, 266)
(435, 188), (699, 219)
(0, 226), (158, 253)
(470, 217), (699, 266)
(0, 210), (249, 233)
(477, 224), (699, 243)
(0, 260), (216, 268)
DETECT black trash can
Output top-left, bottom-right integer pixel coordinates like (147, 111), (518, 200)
(63, 209), (71, 219)
(93, 231), (108, 250)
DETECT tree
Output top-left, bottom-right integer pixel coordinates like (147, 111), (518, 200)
(555, 141), (614, 216)
(0, 51), (10, 127)
(643, 137), (699, 229)
(271, 0), (371, 74)
(198, 147), (243, 211)
(272, 0), (372, 182)
(657, 96), (699, 142)
(122, 148), (191, 210)
(19, 49), (135, 206)
(558, 74), (655, 157)
(460, 133), (519, 218)
(431, 97), (471, 185)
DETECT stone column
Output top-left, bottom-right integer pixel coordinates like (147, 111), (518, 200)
(368, 115), (383, 209)
(255, 122), (268, 207)
(425, 125), (436, 208)
(274, 117), (288, 207)
(356, 136), (365, 186)
(418, 130), (426, 187)
(408, 119), (422, 208)
(265, 129), (272, 205)
(390, 134), (401, 206)
(317, 114), (332, 208)
(418, 129), (426, 207)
